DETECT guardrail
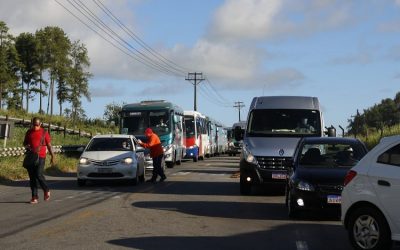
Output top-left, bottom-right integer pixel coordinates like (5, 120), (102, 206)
(0, 145), (86, 157)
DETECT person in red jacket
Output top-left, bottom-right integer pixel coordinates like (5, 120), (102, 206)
(23, 117), (55, 204)
(138, 128), (166, 183)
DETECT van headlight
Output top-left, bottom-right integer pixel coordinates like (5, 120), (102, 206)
(122, 157), (133, 164)
(243, 147), (257, 165)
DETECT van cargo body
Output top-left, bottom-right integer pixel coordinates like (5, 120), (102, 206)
(239, 96), (324, 195)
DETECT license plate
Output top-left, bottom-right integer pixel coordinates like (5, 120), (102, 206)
(97, 168), (113, 173)
(272, 173), (287, 180)
(327, 195), (341, 204)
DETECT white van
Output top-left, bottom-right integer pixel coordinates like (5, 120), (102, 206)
(236, 96), (325, 195)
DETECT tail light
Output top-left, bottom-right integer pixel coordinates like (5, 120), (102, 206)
(344, 170), (357, 186)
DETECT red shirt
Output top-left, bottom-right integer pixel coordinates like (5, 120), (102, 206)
(24, 128), (51, 158)
(141, 133), (164, 158)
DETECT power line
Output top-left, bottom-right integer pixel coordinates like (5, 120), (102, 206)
(56, 0), (185, 77)
(93, 0), (190, 74)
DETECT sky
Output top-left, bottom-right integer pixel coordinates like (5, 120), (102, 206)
(1, 0), (400, 131)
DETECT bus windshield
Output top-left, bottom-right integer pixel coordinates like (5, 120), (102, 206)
(247, 109), (321, 137)
(121, 110), (170, 136)
(184, 116), (195, 137)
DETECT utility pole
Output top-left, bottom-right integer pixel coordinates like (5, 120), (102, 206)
(234, 101), (245, 121)
(185, 72), (205, 111)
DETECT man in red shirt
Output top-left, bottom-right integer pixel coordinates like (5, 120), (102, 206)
(138, 128), (166, 183)
(23, 117), (55, 204)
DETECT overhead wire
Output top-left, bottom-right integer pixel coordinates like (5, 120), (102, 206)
(70, 0), (184, 77)
(93, 0), (191, 74)
(57, 0), (240, 116)
(55, 0), (184, 77)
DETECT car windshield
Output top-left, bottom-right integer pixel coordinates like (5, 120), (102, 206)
(298, 143), (365, 168)
(86, 138), (133, 151)
(247, 109), (321, 137)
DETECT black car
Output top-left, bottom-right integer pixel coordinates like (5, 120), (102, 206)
(285, 137), (368, 218)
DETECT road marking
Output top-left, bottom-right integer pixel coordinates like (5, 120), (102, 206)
(296, 241), (308, 250)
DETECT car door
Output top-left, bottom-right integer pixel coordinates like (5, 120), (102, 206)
(368, 142), (400, 231)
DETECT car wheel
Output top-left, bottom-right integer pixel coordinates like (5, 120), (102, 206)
(77, 179), (86, 187)
(139, 167), (145, 182)
(240, 176), (251, 195)
(166, 161), (174, 168)
(287, 191), (298, 218)
(348, 206), (392, 250)
(193, 155), (198, 162)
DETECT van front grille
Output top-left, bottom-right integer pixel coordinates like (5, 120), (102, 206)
(256, 157), (289, 170)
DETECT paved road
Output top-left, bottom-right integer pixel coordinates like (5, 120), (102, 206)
(0, 155), (388, 250)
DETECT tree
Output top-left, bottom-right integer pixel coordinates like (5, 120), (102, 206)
(40, 26), (71, 117)
(15, 32), (40, 112)
(34, 28), (50, 114)
(67, 40), (91, 126)
(104, 102), (123, 126)
(0, 21), (17, 109)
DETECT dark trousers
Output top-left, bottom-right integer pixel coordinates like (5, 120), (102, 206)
(152, 154), (166, 180)
(27, 157), (49, 197)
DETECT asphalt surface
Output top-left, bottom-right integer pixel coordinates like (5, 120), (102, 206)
(0, 155), (396, 250)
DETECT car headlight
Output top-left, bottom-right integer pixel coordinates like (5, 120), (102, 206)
(79, 157), (89, 165)
(122, 157), (133, 164)
(296, 181), (315, 191)
(243, 147), (257, 164)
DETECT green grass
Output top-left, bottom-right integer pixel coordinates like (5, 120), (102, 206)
(0, 109), (118, 182)
(354, 124), (400, 150)
(0, 154), (79, 182)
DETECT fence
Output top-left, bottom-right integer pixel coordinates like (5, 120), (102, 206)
(0, 115), (92, 138)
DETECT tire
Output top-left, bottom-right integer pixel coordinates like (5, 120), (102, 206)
(77, 179), (86, 187)
(240, 176), (252, 195)
(347, 206), (392, 250)
(132, 177), (138, 186)
(166, 161), (174, 168)
(139, 167), (145, 182)
(193, 155), (198, 162)
(287, 190), (298, 218)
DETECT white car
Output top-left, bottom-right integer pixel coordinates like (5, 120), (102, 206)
(77, 134), (146, 186)
(342, 135), (400, 250)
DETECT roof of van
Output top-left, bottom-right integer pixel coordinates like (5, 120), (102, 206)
(250, 96), (320, 110)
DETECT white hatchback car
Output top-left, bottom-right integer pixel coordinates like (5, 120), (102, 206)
(77, 134), (145, 186)
(342, 135), (400, 250)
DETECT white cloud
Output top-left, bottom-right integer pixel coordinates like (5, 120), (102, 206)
(210, 0), (283, 40)
(209, 0), (354, 41)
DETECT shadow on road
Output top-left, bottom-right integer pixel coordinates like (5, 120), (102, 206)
(133, 200), (287, 220)
(107, 223), (352, 250)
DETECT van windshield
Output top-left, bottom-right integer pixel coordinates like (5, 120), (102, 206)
(247, 109), (321, 137)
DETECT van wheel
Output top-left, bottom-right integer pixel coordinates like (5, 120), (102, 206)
(240, 176), (251, 195)
(348, 206), (392, 250)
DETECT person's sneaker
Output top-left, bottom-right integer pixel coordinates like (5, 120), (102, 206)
(44, 191), (51, 201)
(159, 176), (167, 182)
(30, 196), (38, 204)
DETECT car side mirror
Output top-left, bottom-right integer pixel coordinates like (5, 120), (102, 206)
(136, 146), (145, 153)
(77, 146), (85, 152)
